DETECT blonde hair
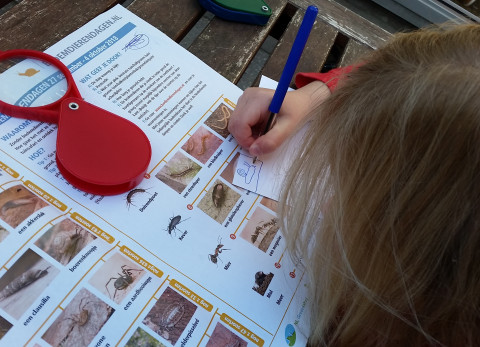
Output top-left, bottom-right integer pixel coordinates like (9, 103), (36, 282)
(280, 24), (480, 346)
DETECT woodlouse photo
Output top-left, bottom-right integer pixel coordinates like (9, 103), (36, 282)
(42, 288), (114, 347)
(181, 126), (223, 164)
(197, 179), (241, 224)
(204, 103), (232, 138)
(34, 218), (97, 266)
(155, 152), (201, 193)
(88, 253), (145, 304)
(143, 287), (197, 345)
(0, 185), (48, 228)
(0, 249), (59, 319)
(240, 208), (279, 252)
(206, 322), (247, 347)
(125, 326), (166, 347)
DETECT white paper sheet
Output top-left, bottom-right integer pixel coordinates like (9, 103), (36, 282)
(233, 76), (308, 201)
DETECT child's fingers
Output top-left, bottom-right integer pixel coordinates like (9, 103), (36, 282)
(228, 89), (273, 149)
(249, 118), (296, 156)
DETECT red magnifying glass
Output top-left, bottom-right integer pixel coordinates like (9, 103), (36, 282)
(0, 49), (151, 196)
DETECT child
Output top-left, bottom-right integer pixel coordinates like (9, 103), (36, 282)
(229, 24), (480, 346)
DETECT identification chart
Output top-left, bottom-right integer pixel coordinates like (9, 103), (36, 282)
(0, 5), (309, 347)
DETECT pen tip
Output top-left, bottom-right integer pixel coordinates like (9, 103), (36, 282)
(252, 156), (257, 163)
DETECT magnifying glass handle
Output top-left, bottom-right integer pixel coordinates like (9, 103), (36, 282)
(0, 101), (60, 123)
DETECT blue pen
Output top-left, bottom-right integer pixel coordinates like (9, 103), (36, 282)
(253, 5), (318, 163)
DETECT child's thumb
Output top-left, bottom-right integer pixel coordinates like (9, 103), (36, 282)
(249, 133), (283, 157)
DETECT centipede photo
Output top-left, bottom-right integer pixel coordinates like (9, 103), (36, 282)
(181, 126), (223, 164)
(155, 152), (201, 193)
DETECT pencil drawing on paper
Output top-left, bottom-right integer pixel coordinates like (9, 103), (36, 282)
(235, 155), (262, 193)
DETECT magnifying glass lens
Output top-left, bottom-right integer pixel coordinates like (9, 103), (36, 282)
(0, 56), (68, 107)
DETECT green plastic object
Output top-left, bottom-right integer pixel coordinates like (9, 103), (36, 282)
(212, 0), (272, 17)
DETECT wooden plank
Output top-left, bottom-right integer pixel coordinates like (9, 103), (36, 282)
(259, 8), (338, 86)
(0, 0), (16, 10)
(0, 0), (118, 51)
(187, 0), (289, 84)
(291, 0), (391, 49)
(127, 0), (204, 42)
(339, 38), (372, 67)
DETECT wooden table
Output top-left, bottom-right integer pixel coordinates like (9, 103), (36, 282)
(0, 0), (390, 89)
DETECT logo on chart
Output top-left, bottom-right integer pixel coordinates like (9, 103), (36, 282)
(285, 324), (296, 346)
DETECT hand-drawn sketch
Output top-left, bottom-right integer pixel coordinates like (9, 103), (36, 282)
(233, 154), (262, 193)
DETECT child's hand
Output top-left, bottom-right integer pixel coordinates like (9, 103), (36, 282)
(228, 81), (330, 156)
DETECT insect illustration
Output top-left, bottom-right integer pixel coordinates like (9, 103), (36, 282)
(0, 185), (48, 228)
(208, 237), (230, 265)
(212, 183), (225, 208)
(165, 214), (190, 237)
(0, 266), (51, 300)
(155, 302), (185, 340)
(59, 296), (94, 346)
(0, 196), (38, 215)
(250, 225), (265, 243)
(250, 218), (278, 244)
(42, 289), (114, 347)
(65, 296), (92, 327)
(254, 271), (267, 289)
(197, 134), (210, 155)
(185, 138), (195, 153)
(210, 105), (231, 131)
(52, 226), (86, 264)
(125, 187), (149, 209)
(168, 164), (195, 178)
(105, 264), (144, 301)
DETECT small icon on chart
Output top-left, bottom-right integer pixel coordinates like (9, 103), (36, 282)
(18, 68), (40, 77)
